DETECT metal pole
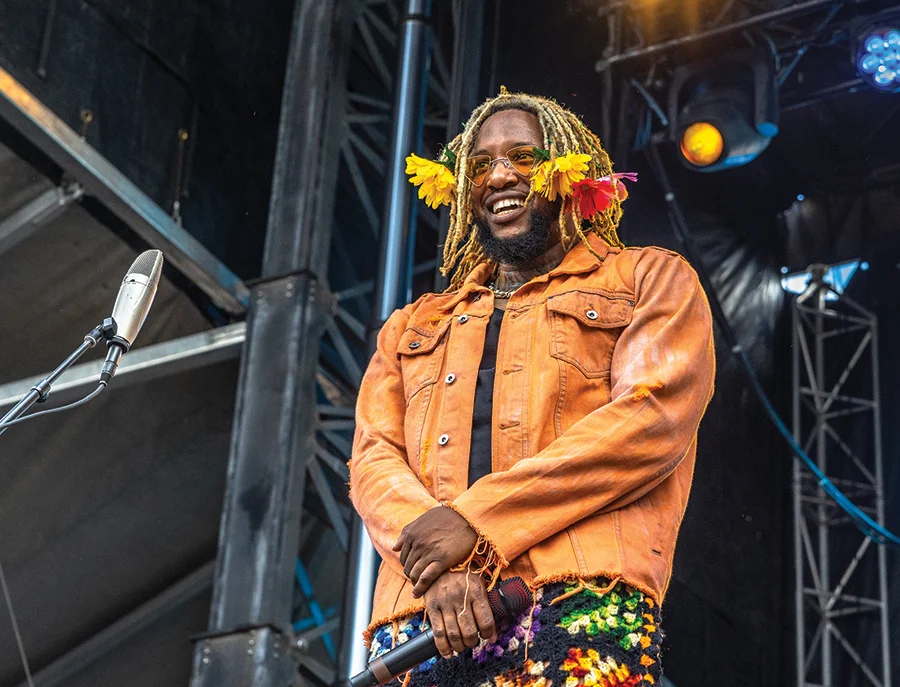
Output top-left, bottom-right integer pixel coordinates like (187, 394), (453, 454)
(372, 0), (433, 329)
(870, 320), (892, 687)
(338, 0), (432, 681)
(189, 0), (353, 684)
(815, 288), (832, 686)
(793, 307), (806, 687)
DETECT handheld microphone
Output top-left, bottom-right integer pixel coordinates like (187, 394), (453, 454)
(101, 250), (164, 384)
(338, 577), (532, 687)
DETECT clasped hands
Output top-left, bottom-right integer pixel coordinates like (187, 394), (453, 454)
(392, 506), (496, 657)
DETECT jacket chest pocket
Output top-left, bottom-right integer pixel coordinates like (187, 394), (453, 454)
(397, 319), (451, 401)
(547, 290), (634, 378)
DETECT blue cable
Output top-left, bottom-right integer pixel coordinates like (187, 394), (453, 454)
(294, 558), (338, 659)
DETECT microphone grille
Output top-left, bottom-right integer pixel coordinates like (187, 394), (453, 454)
(127, 250), (164, 284)
(487, 577), (532, 621)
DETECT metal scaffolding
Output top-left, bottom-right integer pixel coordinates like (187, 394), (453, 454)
(791, 266), (892, 687)
(0, 0), (483, 683)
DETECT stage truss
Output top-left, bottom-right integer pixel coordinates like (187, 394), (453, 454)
(791, 268), (891, 687)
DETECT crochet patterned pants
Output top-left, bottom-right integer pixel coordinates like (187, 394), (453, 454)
(367, 578), (664, 687)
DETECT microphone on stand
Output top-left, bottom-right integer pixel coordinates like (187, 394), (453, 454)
(0, 249), (165, 434)
(336, 577), (532, 687)
(101, 250), (164, 384)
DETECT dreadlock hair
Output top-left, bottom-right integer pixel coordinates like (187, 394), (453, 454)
(441, 90), (625, 291)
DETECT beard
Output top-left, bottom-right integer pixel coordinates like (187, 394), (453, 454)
(474, 202), (557, 265)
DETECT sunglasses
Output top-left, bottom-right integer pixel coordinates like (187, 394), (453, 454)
(466, 145), (542, 187)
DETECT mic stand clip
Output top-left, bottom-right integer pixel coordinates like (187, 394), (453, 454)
(0, 319), (118, 432)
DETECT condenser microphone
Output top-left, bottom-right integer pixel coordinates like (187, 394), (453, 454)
(336, 577), (532, 687)
(101, 250), (164, 383)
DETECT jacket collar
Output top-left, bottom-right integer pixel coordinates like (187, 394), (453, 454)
(437, 234), (614, 312)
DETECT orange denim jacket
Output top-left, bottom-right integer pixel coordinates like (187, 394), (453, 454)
(350, 234), (716, 640)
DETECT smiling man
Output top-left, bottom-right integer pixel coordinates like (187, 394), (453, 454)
(350, 91), (716, 687)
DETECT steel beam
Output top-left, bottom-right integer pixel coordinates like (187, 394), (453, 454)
(0, 182), (83, 256)
(595, 0), (849, 71)
(0, 66), (249, 315)
(190, 0), (357, 684)
(0, 323), (246, 409)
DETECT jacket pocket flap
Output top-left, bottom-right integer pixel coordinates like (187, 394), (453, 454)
(398, 318), (451, 356)
(547, 290), (634, 328)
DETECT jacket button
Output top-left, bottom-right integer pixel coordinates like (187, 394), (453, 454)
(458, 314), (469, 323)
(408, 341), (421, 349)
(586, 309), (599, 320)
(445, 373), (456, 384)
(438, 434), (450, 446)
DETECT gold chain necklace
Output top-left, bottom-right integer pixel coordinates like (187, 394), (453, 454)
(487, 282), (522, 299)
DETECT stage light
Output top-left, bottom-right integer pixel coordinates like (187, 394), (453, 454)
(679, 122), (724, 167)
(780, 260), (863, 301)
(796, 194), (805, 202)
(668, 49), (778, 173)
(853, 10), (900, 92)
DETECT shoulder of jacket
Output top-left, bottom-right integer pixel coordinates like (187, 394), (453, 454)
(601, 245), (699, 293)
(616, 245), (689, 264)
(615, 245), (697, 276)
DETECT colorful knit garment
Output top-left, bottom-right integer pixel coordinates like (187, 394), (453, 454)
(367, 578), (663, 687)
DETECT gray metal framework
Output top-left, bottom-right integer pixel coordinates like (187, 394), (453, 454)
(791, 268), (891, 687)
(594, 0), (886, 153)
(189, 0), (356, 683)
(0, 66), (249, 315)
(0, 181), (83, 256)
(0, 0), (481, 682)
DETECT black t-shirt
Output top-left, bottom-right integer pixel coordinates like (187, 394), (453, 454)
(468, 308), (504, 486)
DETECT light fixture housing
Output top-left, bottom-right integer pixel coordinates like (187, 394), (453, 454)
(668, 49), (779, 173)
(780, 260), (869, 301)
(852, 9), (900, 92)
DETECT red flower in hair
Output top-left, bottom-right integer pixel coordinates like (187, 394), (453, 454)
(572, 173), (637, 219)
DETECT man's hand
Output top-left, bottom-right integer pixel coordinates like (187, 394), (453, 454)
(424, 570), (496, 658)
(392, 506), (478, 597)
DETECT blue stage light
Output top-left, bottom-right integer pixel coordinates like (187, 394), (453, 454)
(780, 260), (863, 301)
(856, 20), (900, 92)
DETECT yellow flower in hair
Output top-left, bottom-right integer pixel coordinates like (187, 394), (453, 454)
(405, 154), (455, 209)
(531, 152), (592, 201)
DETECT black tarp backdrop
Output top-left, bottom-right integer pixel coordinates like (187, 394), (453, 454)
(489, 1), (900, 685)
(0, 0), (897, 686)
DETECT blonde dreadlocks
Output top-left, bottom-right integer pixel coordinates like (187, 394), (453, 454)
(441, 91), (625, 291)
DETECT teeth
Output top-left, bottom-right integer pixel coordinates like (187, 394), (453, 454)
(491, 198), (525, 214)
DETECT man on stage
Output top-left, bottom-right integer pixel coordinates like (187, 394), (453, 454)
(349, 89), (715, 687)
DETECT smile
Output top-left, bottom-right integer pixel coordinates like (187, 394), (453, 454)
(491, 197), (526, 215)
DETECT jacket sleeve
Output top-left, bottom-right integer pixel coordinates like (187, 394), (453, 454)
(349, 302), (440, 575)
(449, 249), (716, 565)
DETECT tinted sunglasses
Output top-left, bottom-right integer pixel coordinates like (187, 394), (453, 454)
(466, 145), (542, 187)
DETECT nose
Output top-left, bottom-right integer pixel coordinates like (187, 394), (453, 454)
(485, 158), (518, 190)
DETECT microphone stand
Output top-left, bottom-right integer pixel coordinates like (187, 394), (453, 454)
(0, 318), (117, 435)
